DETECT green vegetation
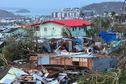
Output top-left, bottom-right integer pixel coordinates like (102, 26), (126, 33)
(0, 28), (37, 66)
(91, 17), (111, 31)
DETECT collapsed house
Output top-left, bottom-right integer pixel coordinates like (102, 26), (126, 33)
(0, 66), (68, 84)
(38, 53), (116, 72)
(37, 37), (117, 72)
(1, 31), (122, 84)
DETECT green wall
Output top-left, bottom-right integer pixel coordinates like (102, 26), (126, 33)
(33, 22), (92, 39)
(34, 22), (63, 39)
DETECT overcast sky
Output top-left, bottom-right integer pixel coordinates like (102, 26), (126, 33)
(0, 0), (124, 14)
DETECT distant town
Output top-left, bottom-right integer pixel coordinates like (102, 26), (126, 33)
(0, 1), (126, 84)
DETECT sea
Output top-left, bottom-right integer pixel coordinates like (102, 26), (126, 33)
(15, 12), (44, 17)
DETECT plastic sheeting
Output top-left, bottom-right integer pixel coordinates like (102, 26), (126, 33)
(99, 32), (117, 43)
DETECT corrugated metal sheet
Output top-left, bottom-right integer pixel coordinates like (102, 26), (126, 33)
(0, 67), (27, 84)
(38, 56), (49, 65)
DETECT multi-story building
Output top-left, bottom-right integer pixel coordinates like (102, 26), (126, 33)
(52, 8), (81, 19)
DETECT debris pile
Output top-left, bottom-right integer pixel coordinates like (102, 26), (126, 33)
(0, 66), (69, 84)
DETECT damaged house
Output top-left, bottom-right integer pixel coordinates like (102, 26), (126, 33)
(30, 19), (92, 39)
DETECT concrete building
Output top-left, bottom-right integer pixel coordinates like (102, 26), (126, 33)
(30, 19), (92, 39)
(52, 8), (81, 19)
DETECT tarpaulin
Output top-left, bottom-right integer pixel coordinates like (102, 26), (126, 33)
(99, 32), (117, 42)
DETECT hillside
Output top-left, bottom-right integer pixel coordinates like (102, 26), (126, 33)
(16, 9), (30, 13)
(81, 2), (123, 15)
(0, 9), (15, 17)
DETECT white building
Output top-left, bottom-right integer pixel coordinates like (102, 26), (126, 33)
(52, 8), (81, 19)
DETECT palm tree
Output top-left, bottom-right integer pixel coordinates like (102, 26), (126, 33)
(62, 26), (72, 38)
(111, 11), (116, 27)
(92, 17), (111, 31)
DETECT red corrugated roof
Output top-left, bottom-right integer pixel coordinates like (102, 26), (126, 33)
(30, 19), (91, 27)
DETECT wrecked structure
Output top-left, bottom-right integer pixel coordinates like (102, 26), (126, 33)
(1, 17), (126, 84)
(37, 36), (118, 72)
(0, 66), (68, 84)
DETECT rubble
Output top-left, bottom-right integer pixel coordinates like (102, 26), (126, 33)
(0, 65), (69, 84)
(0, 31), (125, 84)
